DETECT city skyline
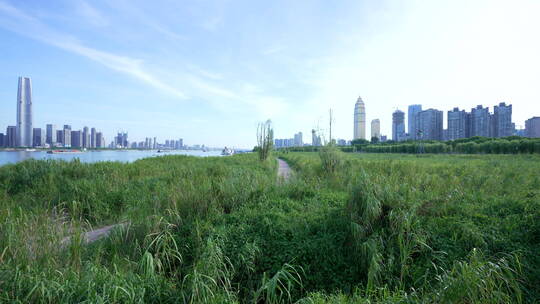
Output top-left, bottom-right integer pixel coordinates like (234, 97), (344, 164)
(1, 75), (539, 148)
(1, 1), (540, 147)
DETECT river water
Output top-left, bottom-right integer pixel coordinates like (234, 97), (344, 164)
(0, 150), (223, 167)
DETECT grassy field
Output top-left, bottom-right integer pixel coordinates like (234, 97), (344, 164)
(0, 152), (538, 303)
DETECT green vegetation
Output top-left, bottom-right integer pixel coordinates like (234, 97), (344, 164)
(1, 152), (539, 303)
(256, 120), (274, 161)
(284, 136), (540, 154)
(361, 136), (540, 154)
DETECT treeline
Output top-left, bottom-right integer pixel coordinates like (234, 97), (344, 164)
(277, 136), (540, 154)
(363, 136), (540, 154)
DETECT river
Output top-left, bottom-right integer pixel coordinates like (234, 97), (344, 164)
(0, 150), (223, 167)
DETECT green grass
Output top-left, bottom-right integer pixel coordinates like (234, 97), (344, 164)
(0, 152), (538, 303)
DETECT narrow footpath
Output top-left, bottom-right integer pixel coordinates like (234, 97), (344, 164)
(61, 222), (128, 247)
(277, 158), (292, 181)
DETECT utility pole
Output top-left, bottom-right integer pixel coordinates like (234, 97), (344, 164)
(329, 108), (333, 145)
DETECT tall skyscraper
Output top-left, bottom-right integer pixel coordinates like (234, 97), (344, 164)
(371, 119), (381, 140)
(46, 124), (56, 146)
(492, 102), (513, 138)
(91, 127), (97, 148)
(392, 110), (405, 141)
(525, 117), (540, 138)
(416, 109), (443, 140)
(408, 104), (422, 139)
(0, 133), (4, 147)
(447, 107), (469, 140)
(353, 96), (366, 140)
(471, 105), (491, 137)
(16, 77), (33, 147)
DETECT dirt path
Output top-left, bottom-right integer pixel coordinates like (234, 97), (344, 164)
(277, 158), (292, 181)
(61, 222), (129, 247)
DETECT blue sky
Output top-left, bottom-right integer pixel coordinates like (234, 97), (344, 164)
(1, 0), (539, 148)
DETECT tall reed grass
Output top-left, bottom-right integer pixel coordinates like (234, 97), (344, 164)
(0, 152), (538, 302)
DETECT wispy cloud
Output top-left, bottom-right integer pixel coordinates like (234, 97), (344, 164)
(74, 0), (108, 27)
(103, 0), (185, 42)
(0, 0), (290, 121)
(0, 1), (187, 99)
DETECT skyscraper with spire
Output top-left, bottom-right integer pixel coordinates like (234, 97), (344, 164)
(354, 96), (366, 140)
(16, 77), (33, 147)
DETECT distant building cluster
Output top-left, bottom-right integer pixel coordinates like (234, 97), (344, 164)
(393, 102), (516, 141)
(355, 97), (539, 143)
(274, 130), (350, 148)
(274, 96), (537, 146)
(0, 77), (190, 150)
(275, 132), (303, 148)
(0, 77), (105, 149)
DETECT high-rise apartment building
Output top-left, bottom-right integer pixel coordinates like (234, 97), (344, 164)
(91, 127), (97, 148)
(6, 126), (17, 148)
(416, 109), (443, 140)
(56, 130), (64, 146)
(392, 110), (405, 141)
(32, 128), (45, 147)
(371, 119), (381, 140)
(82, 126), (90, 148)
(354, 97), (366, 140)
(0, 133), (4, 147)
(96, 132), (103, 148)
(525, 117), (540, 138)
(46, 124), (56, 146)
(71, 130), (82, 148)
(115, 132), (128, 148)
(63, 125), (71, 147)
(408, 104), (422, 139)
(447, 107), (469, 140)
(471, 105), (491, 137)
(294, 132), (303, 147)
(492, 102), (513, 138)
(16, 77), (33, 147)
(311, 129), (321, 146)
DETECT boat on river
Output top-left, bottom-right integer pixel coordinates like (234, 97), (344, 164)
(221, 147), (234, 156)
(47, 149), (83, 154)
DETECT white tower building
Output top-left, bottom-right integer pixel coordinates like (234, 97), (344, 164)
(354, 96), (366, 140)
(16, 77), (33, 147)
